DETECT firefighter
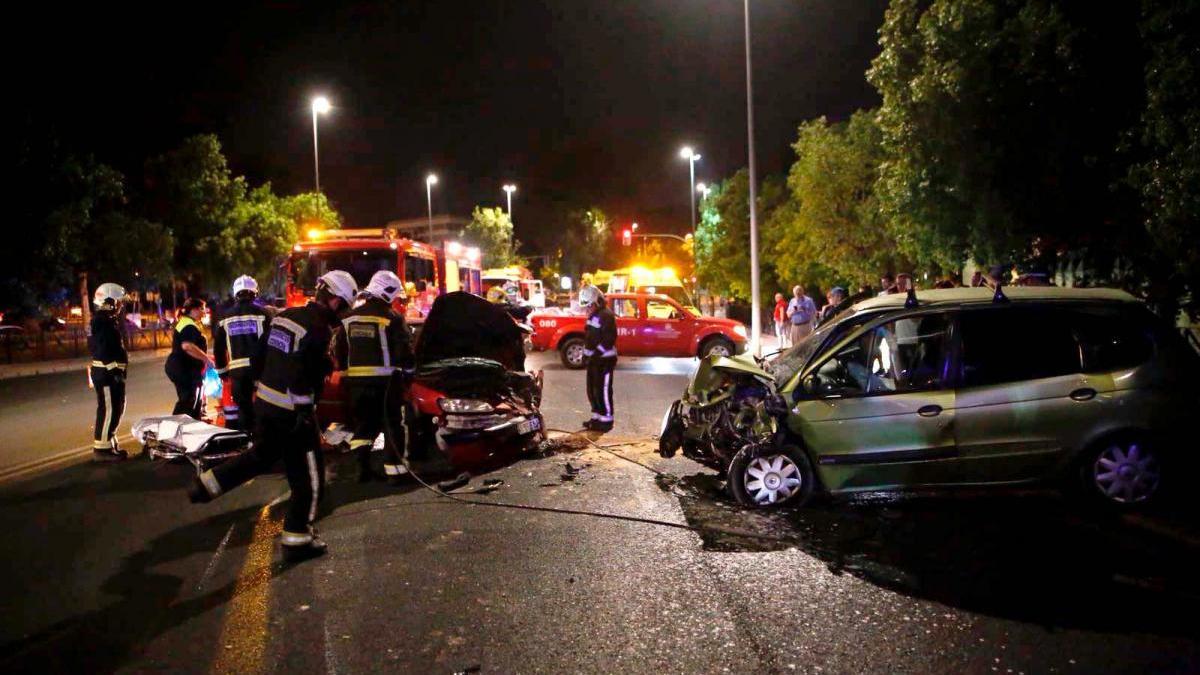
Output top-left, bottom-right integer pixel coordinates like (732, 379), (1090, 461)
(333, 270), (414, 483)
(213, 275), (270, 431)
(579, 285), (617, 432)
(189, 270), (358, 564)
(88, 283), (130, 461)
(165, 298), (213, 418)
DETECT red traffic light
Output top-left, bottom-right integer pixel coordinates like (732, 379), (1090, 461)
(621, 229), (632, 246)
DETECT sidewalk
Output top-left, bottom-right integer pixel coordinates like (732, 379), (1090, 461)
(0, 348), (170, 380)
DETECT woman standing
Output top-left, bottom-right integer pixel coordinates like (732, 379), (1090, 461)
(166, 298), (213, 418)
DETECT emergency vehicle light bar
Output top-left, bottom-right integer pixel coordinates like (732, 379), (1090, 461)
(306, 227), (399, 241)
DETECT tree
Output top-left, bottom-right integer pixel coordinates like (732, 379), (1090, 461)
(773, 111), (911, 290)
(867, 0), (1145, 274)
(558, 208), (613, 279)
(277, 191), (343, 236)
(694, 170), (785, 303)
(463, 206), (520, 268)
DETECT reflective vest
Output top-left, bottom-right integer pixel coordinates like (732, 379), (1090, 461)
(214, 300), (269, 375)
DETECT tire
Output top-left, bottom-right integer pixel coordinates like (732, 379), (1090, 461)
(700, 336), (735, 359)
(728, 443), (815, 508)
(1075, 434), (1164, 510)
(559, 336), (588, 369)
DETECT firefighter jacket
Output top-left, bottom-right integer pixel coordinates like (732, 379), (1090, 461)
(333, 296), (414, 379)
(213, 299), (270, 376)
(253, 302), (337, 413)
(88, 308), (129, 371)
(584, 305), (618, 358)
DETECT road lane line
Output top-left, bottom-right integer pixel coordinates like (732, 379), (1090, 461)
(210, 501), (284, 675)
(195, 523), (237, 593)
(0, 434), (134, 484)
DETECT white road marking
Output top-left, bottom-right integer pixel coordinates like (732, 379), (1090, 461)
(195, 523), (236, 592)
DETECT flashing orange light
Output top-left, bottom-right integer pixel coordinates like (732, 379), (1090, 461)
(293, 243), (303, 252)
(307, 228), (323, 240)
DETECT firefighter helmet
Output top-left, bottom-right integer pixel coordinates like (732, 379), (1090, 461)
(316, 270), (359, 305)
(578, 285), (603, 309)
(486, 286), (508, 304)
(93, 282), (126, 308)
(231, 275), (258, 298)
(365, 270), (404, 303)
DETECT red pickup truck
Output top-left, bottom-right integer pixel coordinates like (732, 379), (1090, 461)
(530, 292), (749, 368)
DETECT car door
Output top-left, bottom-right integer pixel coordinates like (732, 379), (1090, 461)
(608, 297), (643, 356)
(790, 311), (958, 493)
(641, 298), (691, 356)
(951, 306), (1113, 484)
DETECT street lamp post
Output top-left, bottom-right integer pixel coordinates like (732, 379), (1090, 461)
(742, 0), (762, 356)
(679, 146), (701, 236)
(310, 96), (331, 193)
(696, 182), (711, 200)
(425, 173), (438, 243)
(502, 184), (517, 219)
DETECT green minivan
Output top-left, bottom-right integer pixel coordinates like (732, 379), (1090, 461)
(747, 287), (1199, 509)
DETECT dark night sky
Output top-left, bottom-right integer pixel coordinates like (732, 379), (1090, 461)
(24, 0), (887, 250)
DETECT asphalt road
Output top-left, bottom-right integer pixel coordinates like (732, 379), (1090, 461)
(1, 351), (1198, 673)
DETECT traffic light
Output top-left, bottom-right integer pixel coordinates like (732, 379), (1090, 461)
(622, 229), (632, 247)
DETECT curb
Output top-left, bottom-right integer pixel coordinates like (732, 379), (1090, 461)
(0, 349), (170, 381)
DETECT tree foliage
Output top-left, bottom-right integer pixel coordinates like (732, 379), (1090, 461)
(694, 170), (784, 303)
(463, 206), (520, 268)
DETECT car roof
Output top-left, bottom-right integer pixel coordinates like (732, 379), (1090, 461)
(851, 286), (1140, 313)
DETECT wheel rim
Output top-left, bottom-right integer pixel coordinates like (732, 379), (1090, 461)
(708, 343), (731, 358)
(565, 343), (586, 366)
(743, 454), (802, 505)
(1093, 442), (1160, 504)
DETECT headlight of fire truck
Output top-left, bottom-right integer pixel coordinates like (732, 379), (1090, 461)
(733, 324), (748, 338)
(438, 398), (494, 414)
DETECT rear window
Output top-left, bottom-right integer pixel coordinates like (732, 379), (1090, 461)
(958, 307), (1081, 387)
(1070, 308), (1154, 373)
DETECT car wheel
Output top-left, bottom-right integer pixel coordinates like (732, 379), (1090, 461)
(559, 337), (588, 369)
(1079, 435), (1163, 509)
(700, 336), (735, 359)
(728, 444), (814, 508)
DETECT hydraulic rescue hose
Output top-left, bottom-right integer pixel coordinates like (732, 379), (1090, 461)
(331, 389), (802, 547)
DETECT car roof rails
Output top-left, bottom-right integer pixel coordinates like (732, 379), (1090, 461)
(904, 287), (919, 309)
(993, 284), (1010, 304)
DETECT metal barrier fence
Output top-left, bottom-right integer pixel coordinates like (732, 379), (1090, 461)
(0, 324), (178, 364)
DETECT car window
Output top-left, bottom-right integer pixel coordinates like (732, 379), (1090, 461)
(811, 313), (950, 396)
(1070, 309), (1154, 373)
(959, 308), (1081, 387)
(768, 308), (881, 385)
(610, 298), (640, 319)
(646, 300), (682, 320)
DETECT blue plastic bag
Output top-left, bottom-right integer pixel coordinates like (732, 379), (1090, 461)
(203, 367), (223, 399)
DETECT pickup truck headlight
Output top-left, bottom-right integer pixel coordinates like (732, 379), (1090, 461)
(438, 398), (494, 414)
(733, 324), (748, 338)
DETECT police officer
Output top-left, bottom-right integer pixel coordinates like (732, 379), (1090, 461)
(165, 298), (213, 418)
(333, 271), (414, 483)
(213, 275), (270, 432)
(190, 271), (358, 564)
(88, 283), (130, 461)
(579, 285), (617, 432)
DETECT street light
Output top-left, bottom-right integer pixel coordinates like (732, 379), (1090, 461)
(741, 0), (762, 356)
(310, 96), (331, 193)
(425, 173), (438, 243)
(679, 146), (701, 236)
(502, 184), (517, 218)
(696, 182), (711, 200)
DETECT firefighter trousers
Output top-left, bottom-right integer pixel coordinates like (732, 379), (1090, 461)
(347, 377), (409, 477)
(91, 367), (126, 451)
(224, 372), (256, 432)
(586, 356), (617, 422)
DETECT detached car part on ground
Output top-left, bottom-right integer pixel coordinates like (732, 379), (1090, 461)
(661, 287), (1200, 510)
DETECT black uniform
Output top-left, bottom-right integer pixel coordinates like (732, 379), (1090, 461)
(332, 296), (414, 479)
(198, 302), (337, 549)
(213, 298), (270, 431)
(88, 307), (128, 453)
(584, 304), (618, 425)
(165, 317), (207, 418)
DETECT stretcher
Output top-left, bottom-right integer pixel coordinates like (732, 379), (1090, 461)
(132, 415), (250, 471)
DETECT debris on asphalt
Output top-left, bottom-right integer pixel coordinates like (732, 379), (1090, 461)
(438, 473), (471, 492)
(453, 665), (482, 674)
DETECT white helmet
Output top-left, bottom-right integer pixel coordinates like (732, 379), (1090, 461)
(578, 285), (603, 309)
(365, 270), (403, 303)
(93, 282), (126, 308)
(317, 270), (358, 305)
(231, 275), (258, 297)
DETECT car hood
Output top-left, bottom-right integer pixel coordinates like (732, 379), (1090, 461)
(693, 315), (746, 335)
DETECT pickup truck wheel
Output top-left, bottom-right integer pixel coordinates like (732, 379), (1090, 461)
(700, 336), (735, 359)
(559, 337), (588, 369)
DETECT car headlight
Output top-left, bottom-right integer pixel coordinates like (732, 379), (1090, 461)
(438, 398), (494, 414)
(733, 324), (748, 338)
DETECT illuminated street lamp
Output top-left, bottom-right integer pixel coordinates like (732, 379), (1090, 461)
(425, 173), (439, 243)
(310, 96), (331, 193)
(502, 184), (517, 218)
(679, 146), (701, 236)
(696, 182), (711, 200)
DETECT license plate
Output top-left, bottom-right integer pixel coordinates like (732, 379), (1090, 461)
(517, 417), (542, 434)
